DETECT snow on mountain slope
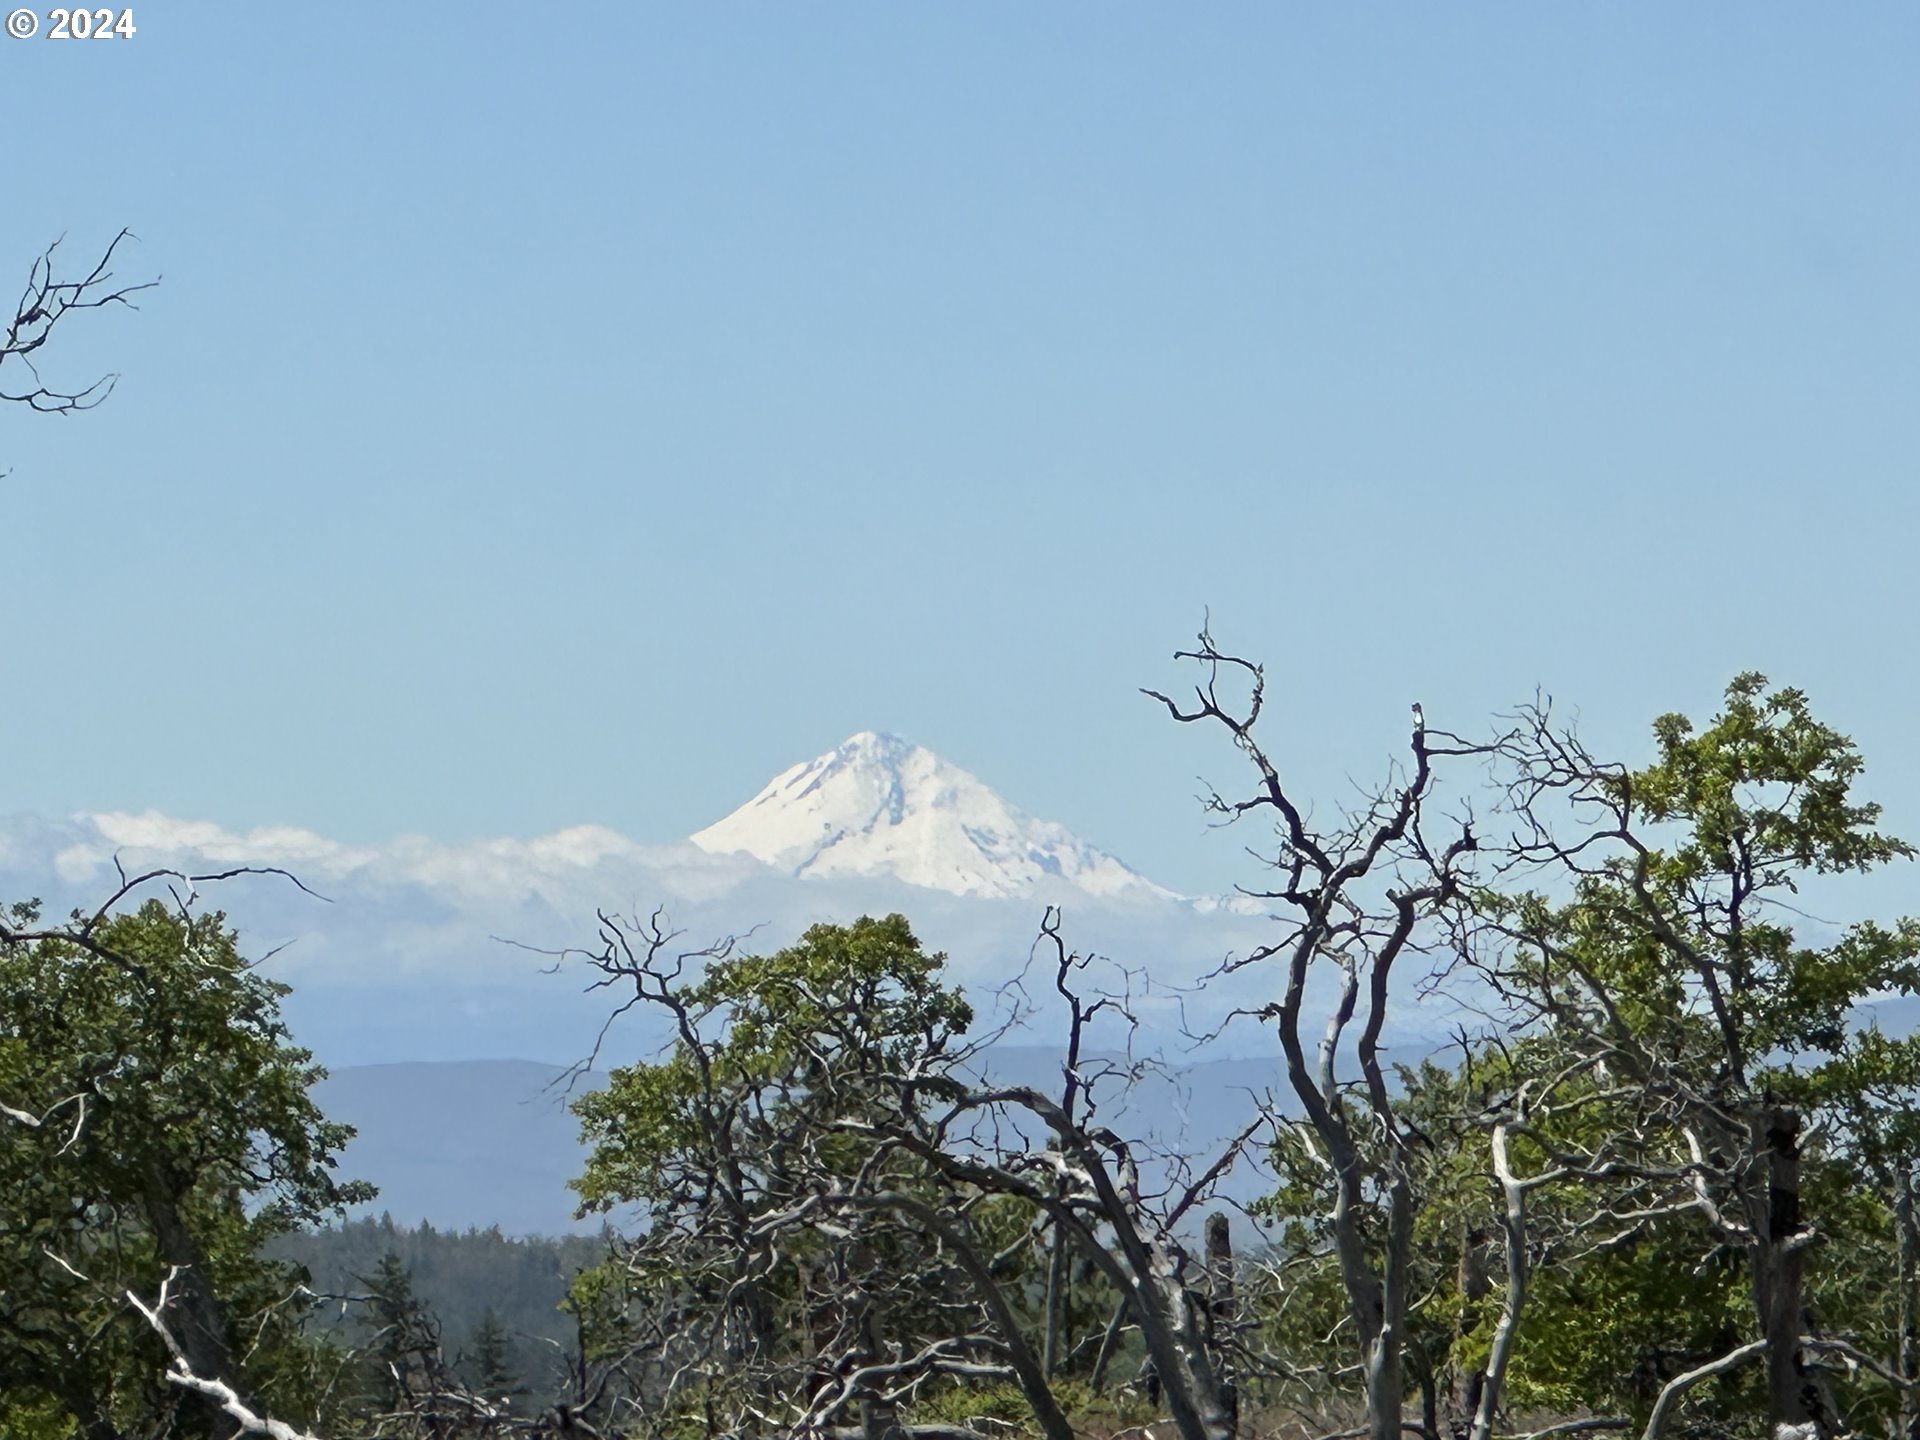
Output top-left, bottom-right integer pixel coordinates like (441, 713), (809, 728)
(691, 731), (1175, 902)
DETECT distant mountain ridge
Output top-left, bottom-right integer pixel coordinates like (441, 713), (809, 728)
(317, 1053), (1285, 1238)
(314, 1060), (606, 1237)
(692, 731), (1175, 902)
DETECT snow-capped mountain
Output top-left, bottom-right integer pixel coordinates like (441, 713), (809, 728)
(0, 732), (1305, 1069)
(691, 731), (1175, 903)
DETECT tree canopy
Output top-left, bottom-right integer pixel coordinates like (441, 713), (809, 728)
(0, 896), (370, 1438)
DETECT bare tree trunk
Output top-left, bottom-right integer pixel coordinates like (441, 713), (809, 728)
(1090, 1296), (1128, 1393)
(1453, 1224), (1492, 1439)
(1043, 1220), (1068, 1377)
(1366, 1305), (1406, 1440)
(1298, 1006), (1406, 1440)
(1205, 1212), (1235, 1325)
(1471, 1125), (1535, 1440)
(1322, 1143), (1405, 1440)
(1901, 1166), (1920, 1440)
(1147, 642), (1477, 1440)
(1206, 1212), (1239, 1440)
(1142, 1262), (1237, 1440)
(1363, 1149), (1416, 1440)
(1750, 1106), (1817, 1438)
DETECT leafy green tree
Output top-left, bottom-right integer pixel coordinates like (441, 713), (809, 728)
(1474, 674), (1920, 1437)
(0, 893), (370, 1438)
(1403, 1045), (1756, 1435)
(570, 913), (990, 1437)
(1236, 674), (1920, 1438)
(570, 908), (1240, 1440)
(573, 912), (974, 1219)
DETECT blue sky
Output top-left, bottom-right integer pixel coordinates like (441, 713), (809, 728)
(3, 5), (1916, 900)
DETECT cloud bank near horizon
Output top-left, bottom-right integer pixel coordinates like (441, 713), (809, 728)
(0, 808), (1307, 1070)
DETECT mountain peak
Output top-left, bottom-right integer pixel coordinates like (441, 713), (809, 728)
(690, 734), (1172, 902)
(843, 729), (907, 748)
(835, 730), (916, 764)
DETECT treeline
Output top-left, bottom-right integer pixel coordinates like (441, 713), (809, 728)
(264, 1216), (610, 1405)
(9, 654), (1920, 1440)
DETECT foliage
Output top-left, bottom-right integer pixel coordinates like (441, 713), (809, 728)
(1457, 674), (1920, 1436)
(1497, 673), (1920, 1136)
(906, 1376), (1158, 1437)
(567, 914), (1004, 1432)
(560, 911), (1219, 1440)
(0, 895), (370, 1437)
(572, 911), (973, 1216)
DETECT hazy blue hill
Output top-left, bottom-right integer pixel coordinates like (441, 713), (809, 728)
(315, 1060), (610, 1237)
(970, 1044), (1286, 1210)
(314, 1049), (1294, 1239)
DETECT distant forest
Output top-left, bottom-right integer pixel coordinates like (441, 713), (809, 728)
(266, 1216), (611, 1406)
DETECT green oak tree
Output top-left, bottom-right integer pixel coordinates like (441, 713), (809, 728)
(569, 905), (1249, 1440)
(569, 912), (1009, 1439)
(0, 892), (371, 1438)
(1469, 674), (1920, 1438)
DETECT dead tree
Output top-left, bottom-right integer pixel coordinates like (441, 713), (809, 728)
(133, 1269), (325, 1440)
(1451, 1046), (1659, 1440)
(1203, 1211), (1240, 1436)
(133, 1267), (539, 1440)
(855, 911), (1261, 1440)
(1145, 626), (1488, 1440)
(1, 229), (155, 446)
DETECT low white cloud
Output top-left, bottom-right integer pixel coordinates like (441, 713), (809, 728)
(54, 842), (109, 884)
(0, 807), (1294, 1068)
(91, 810), (376, 868)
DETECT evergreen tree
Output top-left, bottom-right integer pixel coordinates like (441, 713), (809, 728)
(469, 1307), (518, 1407)
(363, 1250), (440, 1403)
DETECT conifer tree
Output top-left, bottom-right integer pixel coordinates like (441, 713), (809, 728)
(469, 1307), (518, 1408)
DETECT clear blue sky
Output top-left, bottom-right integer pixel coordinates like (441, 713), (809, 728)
(3, 5), (1916, 899)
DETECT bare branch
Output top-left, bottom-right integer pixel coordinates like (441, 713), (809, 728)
(1640, 1339), (1766, 1440)
(129, 1274), (325, 1440)
(0, 230), (155, 441)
